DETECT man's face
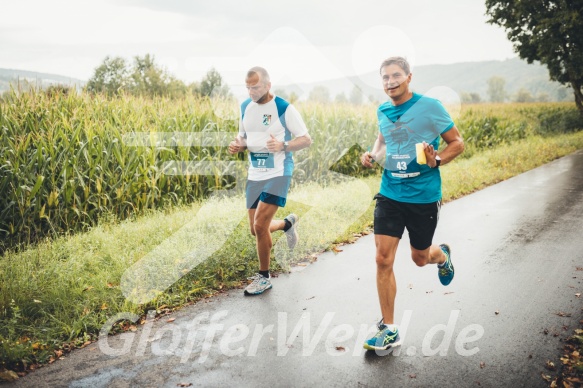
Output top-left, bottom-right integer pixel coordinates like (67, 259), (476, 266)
(245, 73), (270, 103)
(380, 64), (412, 101)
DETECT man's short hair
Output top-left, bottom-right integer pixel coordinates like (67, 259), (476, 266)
(379, 57), (411, 75)
(247, 66), (270, 84)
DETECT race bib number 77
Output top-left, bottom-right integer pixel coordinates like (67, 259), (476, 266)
(250, 152), (274, 170)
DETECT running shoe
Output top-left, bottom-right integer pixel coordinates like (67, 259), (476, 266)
(363, 320), (402, 351)
(284, 213), (299, 250)
(438, 243), (454, 286)
(244, 273), (272, 295)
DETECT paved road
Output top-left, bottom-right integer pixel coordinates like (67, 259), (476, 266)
(9, 151), (583, 387)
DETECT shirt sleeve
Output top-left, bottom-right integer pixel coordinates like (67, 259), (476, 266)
(283, 104), (309, 137)
(238, 114), (246, 138)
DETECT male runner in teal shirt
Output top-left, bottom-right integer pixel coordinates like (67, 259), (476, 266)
(360, 56), (464, 351)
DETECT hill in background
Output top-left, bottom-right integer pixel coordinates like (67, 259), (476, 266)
(1, 58), (573, 103)
(0, 68), (85, 93)
(278, 58), (572, 103)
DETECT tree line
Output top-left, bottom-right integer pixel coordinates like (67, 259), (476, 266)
(86, 54), (230, 99)
(460, 76), (571, 104)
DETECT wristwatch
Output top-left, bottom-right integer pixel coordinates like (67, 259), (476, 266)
(283, 141), (289, 151)
(433, 155), (441, 168)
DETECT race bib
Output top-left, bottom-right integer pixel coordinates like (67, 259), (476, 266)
(250, 152), (274, 171)
(387, 153), (420, 178)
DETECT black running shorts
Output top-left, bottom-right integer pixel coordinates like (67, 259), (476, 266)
(373, 193), (441, 250)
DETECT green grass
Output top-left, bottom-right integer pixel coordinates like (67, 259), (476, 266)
(2, 130), (583, 371)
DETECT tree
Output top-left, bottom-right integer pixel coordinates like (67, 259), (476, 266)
(487, 76), (507, 103)
(288, 91), (299, 104)
(130, 54), (167, 96)
(557, 86), (569, 101)
(514, 88), (534, 103)
(308, 85), (330, 103)
(485, 0), (583, 113)
(86, 56), (129, 96)
(199, 68), (230, 97)
(349, 85), (364, 105)
(87, 54), (187, 98)
(536, 93), (550, 102)
(461, 92), (482, 104)
(335, 92), (348, 104)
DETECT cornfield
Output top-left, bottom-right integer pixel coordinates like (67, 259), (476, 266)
(0, 88), (580, 251)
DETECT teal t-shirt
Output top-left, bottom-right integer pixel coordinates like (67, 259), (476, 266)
(378, 93), (454, 204)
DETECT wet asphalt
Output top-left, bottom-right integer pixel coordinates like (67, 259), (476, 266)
(7, 150), (583, 388)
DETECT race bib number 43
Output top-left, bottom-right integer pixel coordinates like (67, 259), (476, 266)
(387, 154), (420, 178)
(250, 152), (274, 170)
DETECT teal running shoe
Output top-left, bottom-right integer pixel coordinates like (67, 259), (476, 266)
(363, 321), (402, 351)
(438, 243), (454, 286)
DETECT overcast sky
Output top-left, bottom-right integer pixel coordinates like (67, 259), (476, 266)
(0, 0), (516, 88)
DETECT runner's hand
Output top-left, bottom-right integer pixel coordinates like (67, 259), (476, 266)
(228, 138), (243, 154)
(266, 134), (283, 152)
(361, 152), (375, 168)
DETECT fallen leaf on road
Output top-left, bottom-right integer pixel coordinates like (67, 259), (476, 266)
(544, 360), (556, 371)
(549, 380), (557, 387)
(333, 247), (343, 253)
(576, 293), (581, 298)
(335, 346), (345, 352)
(480, 361), (485, 369)
(495, 311), (500, 315)
(560, 356), (570, 364)
(177, 383), (192, 387)
(556, 312), (572, 317)
(167, 317), (176, 323)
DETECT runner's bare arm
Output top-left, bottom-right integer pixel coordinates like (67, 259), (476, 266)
(361, 133), (386, 168)
(423, 126), (464, 168)
(266, 133), (312, 152)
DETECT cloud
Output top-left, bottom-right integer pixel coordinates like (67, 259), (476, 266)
(0, 0), (515, 83)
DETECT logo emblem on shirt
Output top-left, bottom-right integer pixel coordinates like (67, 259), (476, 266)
(262, 114), (271, 126)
